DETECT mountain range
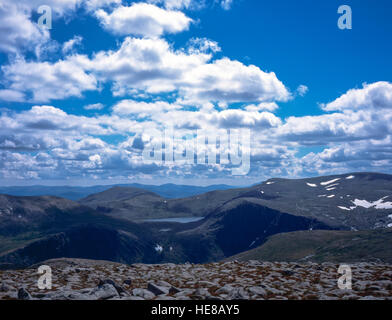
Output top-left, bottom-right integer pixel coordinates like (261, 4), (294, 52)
(1, 172), (392, 269)
(0, 184), (236, 200)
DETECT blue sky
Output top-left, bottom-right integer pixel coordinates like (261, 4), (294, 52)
(0, 0), (391, 186)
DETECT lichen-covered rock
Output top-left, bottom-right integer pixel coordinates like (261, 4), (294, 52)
(0, 258), (390, 300)
(17, 288), (31, 300)
(89, 283), (119, 300)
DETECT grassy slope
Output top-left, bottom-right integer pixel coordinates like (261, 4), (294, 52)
(228, 229), (392, 264)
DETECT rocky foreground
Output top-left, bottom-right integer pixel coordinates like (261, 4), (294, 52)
(0, 258), (391, 300)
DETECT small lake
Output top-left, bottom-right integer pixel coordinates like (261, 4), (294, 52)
(143, 217), (204, 224)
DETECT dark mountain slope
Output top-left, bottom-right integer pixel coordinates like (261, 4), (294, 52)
(79, 187), (166, 220)
(163, 200), (335, 262)
(227, 229), (392, 264)
(0, 194), (82, 237)
(0, 194), (168, 268)
(0, 225), (158, 269)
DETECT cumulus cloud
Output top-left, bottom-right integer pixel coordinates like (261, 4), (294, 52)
(275, 82), (392, 146)
(276, 110), (391, 145)
(296, 84), (308, 97)
(95, 3), (193, 37)
(1, 1), (391, 183)
(84, 0), (121, 11)
(220, 0), (233, 10)
(0, 0), (128, 54)
(1, 83), (392, 182)
(84, 103), (105, 110)
(214, 109), (281, 129)
(322, 81), (392, 111)
(180, 58), (290, 103)
(1, 57), (97, 102)
(148, 0), (194, 10)
(187, 37), (221, 54)
(245, 102), (279, 112)
(0, 0), (95, 54)
(0, 89), (26, 102)
(62, 35), (83, 54)
(71, 37), (208, 96)
(10, 37), (287, 104)
(0, 2), (49, 54)
(9, 0), (83, 15)
(0, 103), (280, 181)
(113, 100), (181, 116)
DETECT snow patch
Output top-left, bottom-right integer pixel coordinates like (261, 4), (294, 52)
(338, 206), (352, 211)
(266, 181), (275, 185)
(388, 223), (392, 228)
(352, 199), (374, 209)
(320, 178), (341, 186)
(318, 195), (327, 198)
(306, 183), (317, 187)
(346, 175), (355, 180)
(326, 187), (336, 191)
(327, 195), (335, 198)
(351, 197), (392, 210)
(154, 244), (163, 253)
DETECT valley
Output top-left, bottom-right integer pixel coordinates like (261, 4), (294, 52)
(0, 172), (392, 269)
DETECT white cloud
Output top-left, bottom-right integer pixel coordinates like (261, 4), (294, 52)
(0, 89), (25, 102)
(8, 0), (121, 13)
(220, 0), (233, 10)
(84, 103), (105, 110)
(1, 57), (97, 102)
(58, 37), (289, 104)
(0, 2), (49, 54)
(1, 2), (391, 183)
(62, 35), (83, 54)
(276, 109), (391, 145)
(0, 0), (122, 54)
(10, 0), (83, 15)
(113, 100), (181, 116)
(214, 109), (282, 129)
(1, 84), (392, 182)
(147, 0), (199, 10)
(273, 82), (392, 146)
(84, 0), (121, 11)
(322, 82), (392, 112)
(296, 84), (309, 97)
(180, 57), (290, 103)
(95, 3), (193, 37)
(187, 37), (221, 54)
(245, 102), (279, 112)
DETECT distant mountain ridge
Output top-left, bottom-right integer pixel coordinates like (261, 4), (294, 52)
(0, 183), (236, 200)
(78, 172), (392, 229)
